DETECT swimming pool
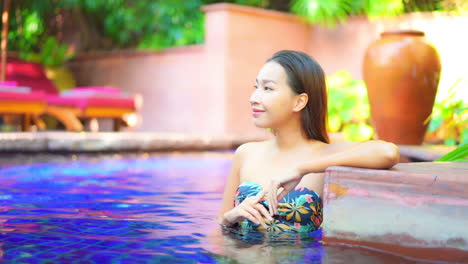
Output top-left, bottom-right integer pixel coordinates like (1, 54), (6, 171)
(0, 152), (429, 263)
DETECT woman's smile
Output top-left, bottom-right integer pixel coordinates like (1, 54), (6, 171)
(252, 108), (265, 117)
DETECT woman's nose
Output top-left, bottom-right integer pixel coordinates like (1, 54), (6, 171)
(249, 89), (261, 105)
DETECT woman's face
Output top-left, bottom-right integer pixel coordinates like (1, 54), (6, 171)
(250, 61), (299, 128)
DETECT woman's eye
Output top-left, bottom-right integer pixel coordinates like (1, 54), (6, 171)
(253, 85), (258, 89)
(264, 86), (272, 91)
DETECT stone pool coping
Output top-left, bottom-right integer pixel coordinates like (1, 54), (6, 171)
(0, 132), (456, 160)
(398, 144), (456, 162)
(0, 132), (266, 152)
(323, 162), (468, 263)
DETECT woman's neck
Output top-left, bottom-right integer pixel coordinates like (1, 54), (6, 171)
(273, 118), (309, 152)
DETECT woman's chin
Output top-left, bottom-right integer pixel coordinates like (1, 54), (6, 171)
(252, 120), (270, 129)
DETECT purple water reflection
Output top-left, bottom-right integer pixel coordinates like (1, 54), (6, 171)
(0, 152), (422, 263)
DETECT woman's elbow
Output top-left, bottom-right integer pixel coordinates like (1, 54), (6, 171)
(381, 142), (400, 168)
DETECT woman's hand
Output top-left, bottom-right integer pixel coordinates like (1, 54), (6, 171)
(264, 169), (303, 216)
(222, 191), (273, 228)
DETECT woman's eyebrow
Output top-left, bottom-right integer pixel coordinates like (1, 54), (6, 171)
(256, 79), (277, 84)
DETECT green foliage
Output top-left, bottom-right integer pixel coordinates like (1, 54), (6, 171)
(435, 142), (468, 161)
(7, 9), (44, 55)
(327, 71), (374, 141)
(94, 0), (269, 50)
(290, 0), (461, 27)
(5, 0), (468, 54)
(5, 0), (81, 64)
(20, 36), (74, 67)
(291, 0), (403, 27)
(204, 0), (269, 7)
(76, 0), (207, 50)
(5, 0), (74, 67)
(427, 78), (468, 146)
(440, 0), (468, 13)
(4, 0), (274, 54)
(292, 0), (351, 27)
(91, 0), (270, 50)
(135, 0), (206, 50)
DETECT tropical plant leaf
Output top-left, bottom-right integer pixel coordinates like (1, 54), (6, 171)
(291, 0), (404, 27)
(327, 70), (373, 141)
(436, 143), (468, 161)
(291, 0), (353, 27)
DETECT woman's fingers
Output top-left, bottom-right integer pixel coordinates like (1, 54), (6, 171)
(239, 210), (260, 225)
(277, 187), (284, 196)
(267, 192), (274, 216)
(277, 182), (296, 202)
(255, 203), (272, 221)
(277, 190), (288, 203)
(267, 181), (279, 216)
(276, 187), (285, 203)
(244, 206), (267, 228)
(253, 190), (266, 203)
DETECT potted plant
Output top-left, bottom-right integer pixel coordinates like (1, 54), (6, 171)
(21, 36), (76, 92)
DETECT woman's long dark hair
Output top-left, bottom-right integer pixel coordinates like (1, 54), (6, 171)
(267, 50), (329, 143)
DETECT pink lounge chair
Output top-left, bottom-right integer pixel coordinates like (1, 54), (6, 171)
(0, 84), (47, 131)
(5, 58), (137, 131)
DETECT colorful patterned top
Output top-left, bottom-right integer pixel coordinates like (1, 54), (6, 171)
(234, 181), (323, 232)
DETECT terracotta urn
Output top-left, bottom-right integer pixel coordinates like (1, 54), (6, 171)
(363, 30), (441, 145)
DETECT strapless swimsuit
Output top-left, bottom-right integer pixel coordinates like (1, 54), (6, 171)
(234, 181), (323, 232)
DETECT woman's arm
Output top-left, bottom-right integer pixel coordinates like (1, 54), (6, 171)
(218, 146), (243, 225)
(218, 144), (272, 228)
(299, 140), (400, 175)
(264, 140), (400, 215)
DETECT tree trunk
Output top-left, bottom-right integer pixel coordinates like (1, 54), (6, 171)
(1, 0), (11, 81)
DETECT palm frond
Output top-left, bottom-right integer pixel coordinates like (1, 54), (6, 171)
(436, 143), (468, 161)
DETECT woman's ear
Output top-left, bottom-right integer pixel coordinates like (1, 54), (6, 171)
(293, 93), (308, 112)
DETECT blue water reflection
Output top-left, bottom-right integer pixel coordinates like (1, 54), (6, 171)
(0, 152), (410, 263)
(0, 152), (237, 263)
(0, 152), (316, 263)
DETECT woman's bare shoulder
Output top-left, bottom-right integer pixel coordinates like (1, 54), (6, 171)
(235, 140), (271, 160)
(235, 140), (271, 158)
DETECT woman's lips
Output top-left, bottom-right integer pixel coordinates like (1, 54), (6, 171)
(252, 109), (265, 117)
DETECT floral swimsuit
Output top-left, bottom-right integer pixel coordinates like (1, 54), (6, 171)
(234, 181), (323, 232)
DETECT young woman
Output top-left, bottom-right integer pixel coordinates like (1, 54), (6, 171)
(218, 50), (399, 233)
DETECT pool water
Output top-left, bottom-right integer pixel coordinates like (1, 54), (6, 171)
(0, 152), (429, 263)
